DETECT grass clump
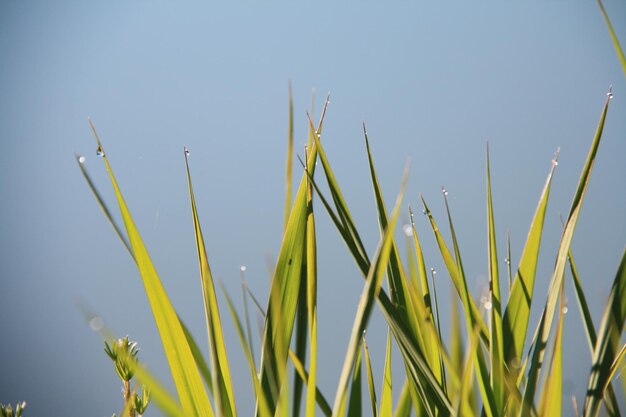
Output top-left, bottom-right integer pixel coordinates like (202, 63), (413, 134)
(78, 85), (623, 417)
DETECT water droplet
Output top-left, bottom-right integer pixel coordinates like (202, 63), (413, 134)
(422, 209), (427, 215)
(184, 146), (190, 156)
(484, 301), (493, 310)
(96, 146), (104, 157)
(562, 306), (569, 314)
(430, 267), (436, 275)
(442, 187), (448, 196)
(316, 132), (321, 138)
(552, 159), (558, 166)
(607, 86), (613, 99)
(504, 257), (510, 265)
(402, 224), (413, 237)
(78, 155), (86, 164)
(89, 316), (104, 331)
(240, 265), (247, 272)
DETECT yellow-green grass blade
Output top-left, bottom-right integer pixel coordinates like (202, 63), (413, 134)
(439, 192), (497, 417)
(257, 100), (328, 417)
(305, 163), (318, 417)
(379, 331), (393, 417)
(537, 284), (564, 417)
(506, 231), (513, 294)
(454, 326), (480, 417)
(486, 144), (505, 413)
(346, 337), (363, 417)
(597, 0), (626, 78)
(364, 335), (378, 417)
(521, 93), (611, 417)
(285, 81), (294, 231)
(408, 207), (433, 319)
(393, 380), (412, 417)
(502, 153), (557, 371)
(567, 247), (622, 417)
(331, 163), (409, 417)
(584, 249), (626, 417)
(240, 273), (257, 373)
(219, 283), (272, 417)
(608, 344), (625, 387)
(77, 155), (216, 397)
(289, 351), (333, 417)
(184, 150), (237, 417)
(420, 195), (489, 346)
(89, 121), (213, 416)
(363, 125), (408, 308)
(308, 136), (453, 416)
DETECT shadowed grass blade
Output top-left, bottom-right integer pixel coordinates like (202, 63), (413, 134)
(89, 121), (213, 417)
(346, 339), (363, 417)
(184, 149), (237, 417)
(522, 93), (611, 417)
(305, 145), (318, 417)
(583, 249), (626, 417)
(364, 335), (378, 417)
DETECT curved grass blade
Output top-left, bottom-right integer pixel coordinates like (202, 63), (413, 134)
(486, 144), (505, 413)
(347, 342), (363, 417)
(393, 380), (412, 417)
(284, 81), (294, 231)
(597, 0), (626, 78)
(502, 151), (558, 370)
(583, 249), (626, 417)
(184, 149), (237, 417)
(521, 93), (611, 417)
(88, 121), (213, 417)
(363, 335), (378, 417)
(454, 326), (480, 417)
(289, 351), (333, 417)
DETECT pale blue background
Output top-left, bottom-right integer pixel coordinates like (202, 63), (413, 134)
(1, 1), (625, 416)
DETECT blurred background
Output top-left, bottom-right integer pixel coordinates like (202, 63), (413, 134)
(1, 1), (624, 416)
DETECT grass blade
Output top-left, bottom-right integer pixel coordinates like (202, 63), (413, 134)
(522, 92), (611, 417)
(583, 249), (626, 417)
(379, 331), (393, 417)
(305, 146), (318, 417)
(285, 81), (294, 231)
(346, 335), (363, 417)
(597, 0), (626, 78)
(393, 381), (412, 417)
(363, 335), (378, 417)
(89, 120), (213, 417)
(184, 149), (237, 417)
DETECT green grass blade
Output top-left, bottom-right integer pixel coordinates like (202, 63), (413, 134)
(379, 331), (393, 417)
(502, 152), (558, 370)
(522, 93), (611, 417)
(393, 380), (412, 417)
(584, 249), (626, 417)
(330, 163), (410, 417)
(537, 284), (564, 417)
(567, 246), (622, 417)
(346, 336), (363, 417)
(184, 150), (237, 417)
(89, 121), (213, 417)
(486, 144), (505, 413)
(305, 158), (318, 417)
(364, 335), (378, 417)
(289, 351), (333, 417)
(597, 0), (626, 78)
(454, 326), (480, 417)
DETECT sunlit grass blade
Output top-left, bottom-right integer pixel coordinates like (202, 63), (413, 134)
(502, 150), (557, 371)
(305, 148), (318, 417)
(363, 335), (378, 417)
(537, 284), (564, 417)
(522, 93), (611, 417)
(597, 0), (626, 78)
(330, 163), (409, 417)
(393, 380), (412, 417)
(420, 195), (489, 345)
(454, 326), (480, 417)
(89, 120), (213, 417)
(257, 99), (328, 417)
(567, 244), (622, 417)
(439, 191), (497, 417)
(184, 149), (237, 417)
(486, 144), (505, 413)
(379, 331), (393, 417)
(309, 134), (453, 416)
(219, 283), (272, 417)
(288, 351), (333, 417)
(583, 249), (626, 417)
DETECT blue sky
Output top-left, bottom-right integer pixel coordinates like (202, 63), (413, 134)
(1, 1), (625, 416)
